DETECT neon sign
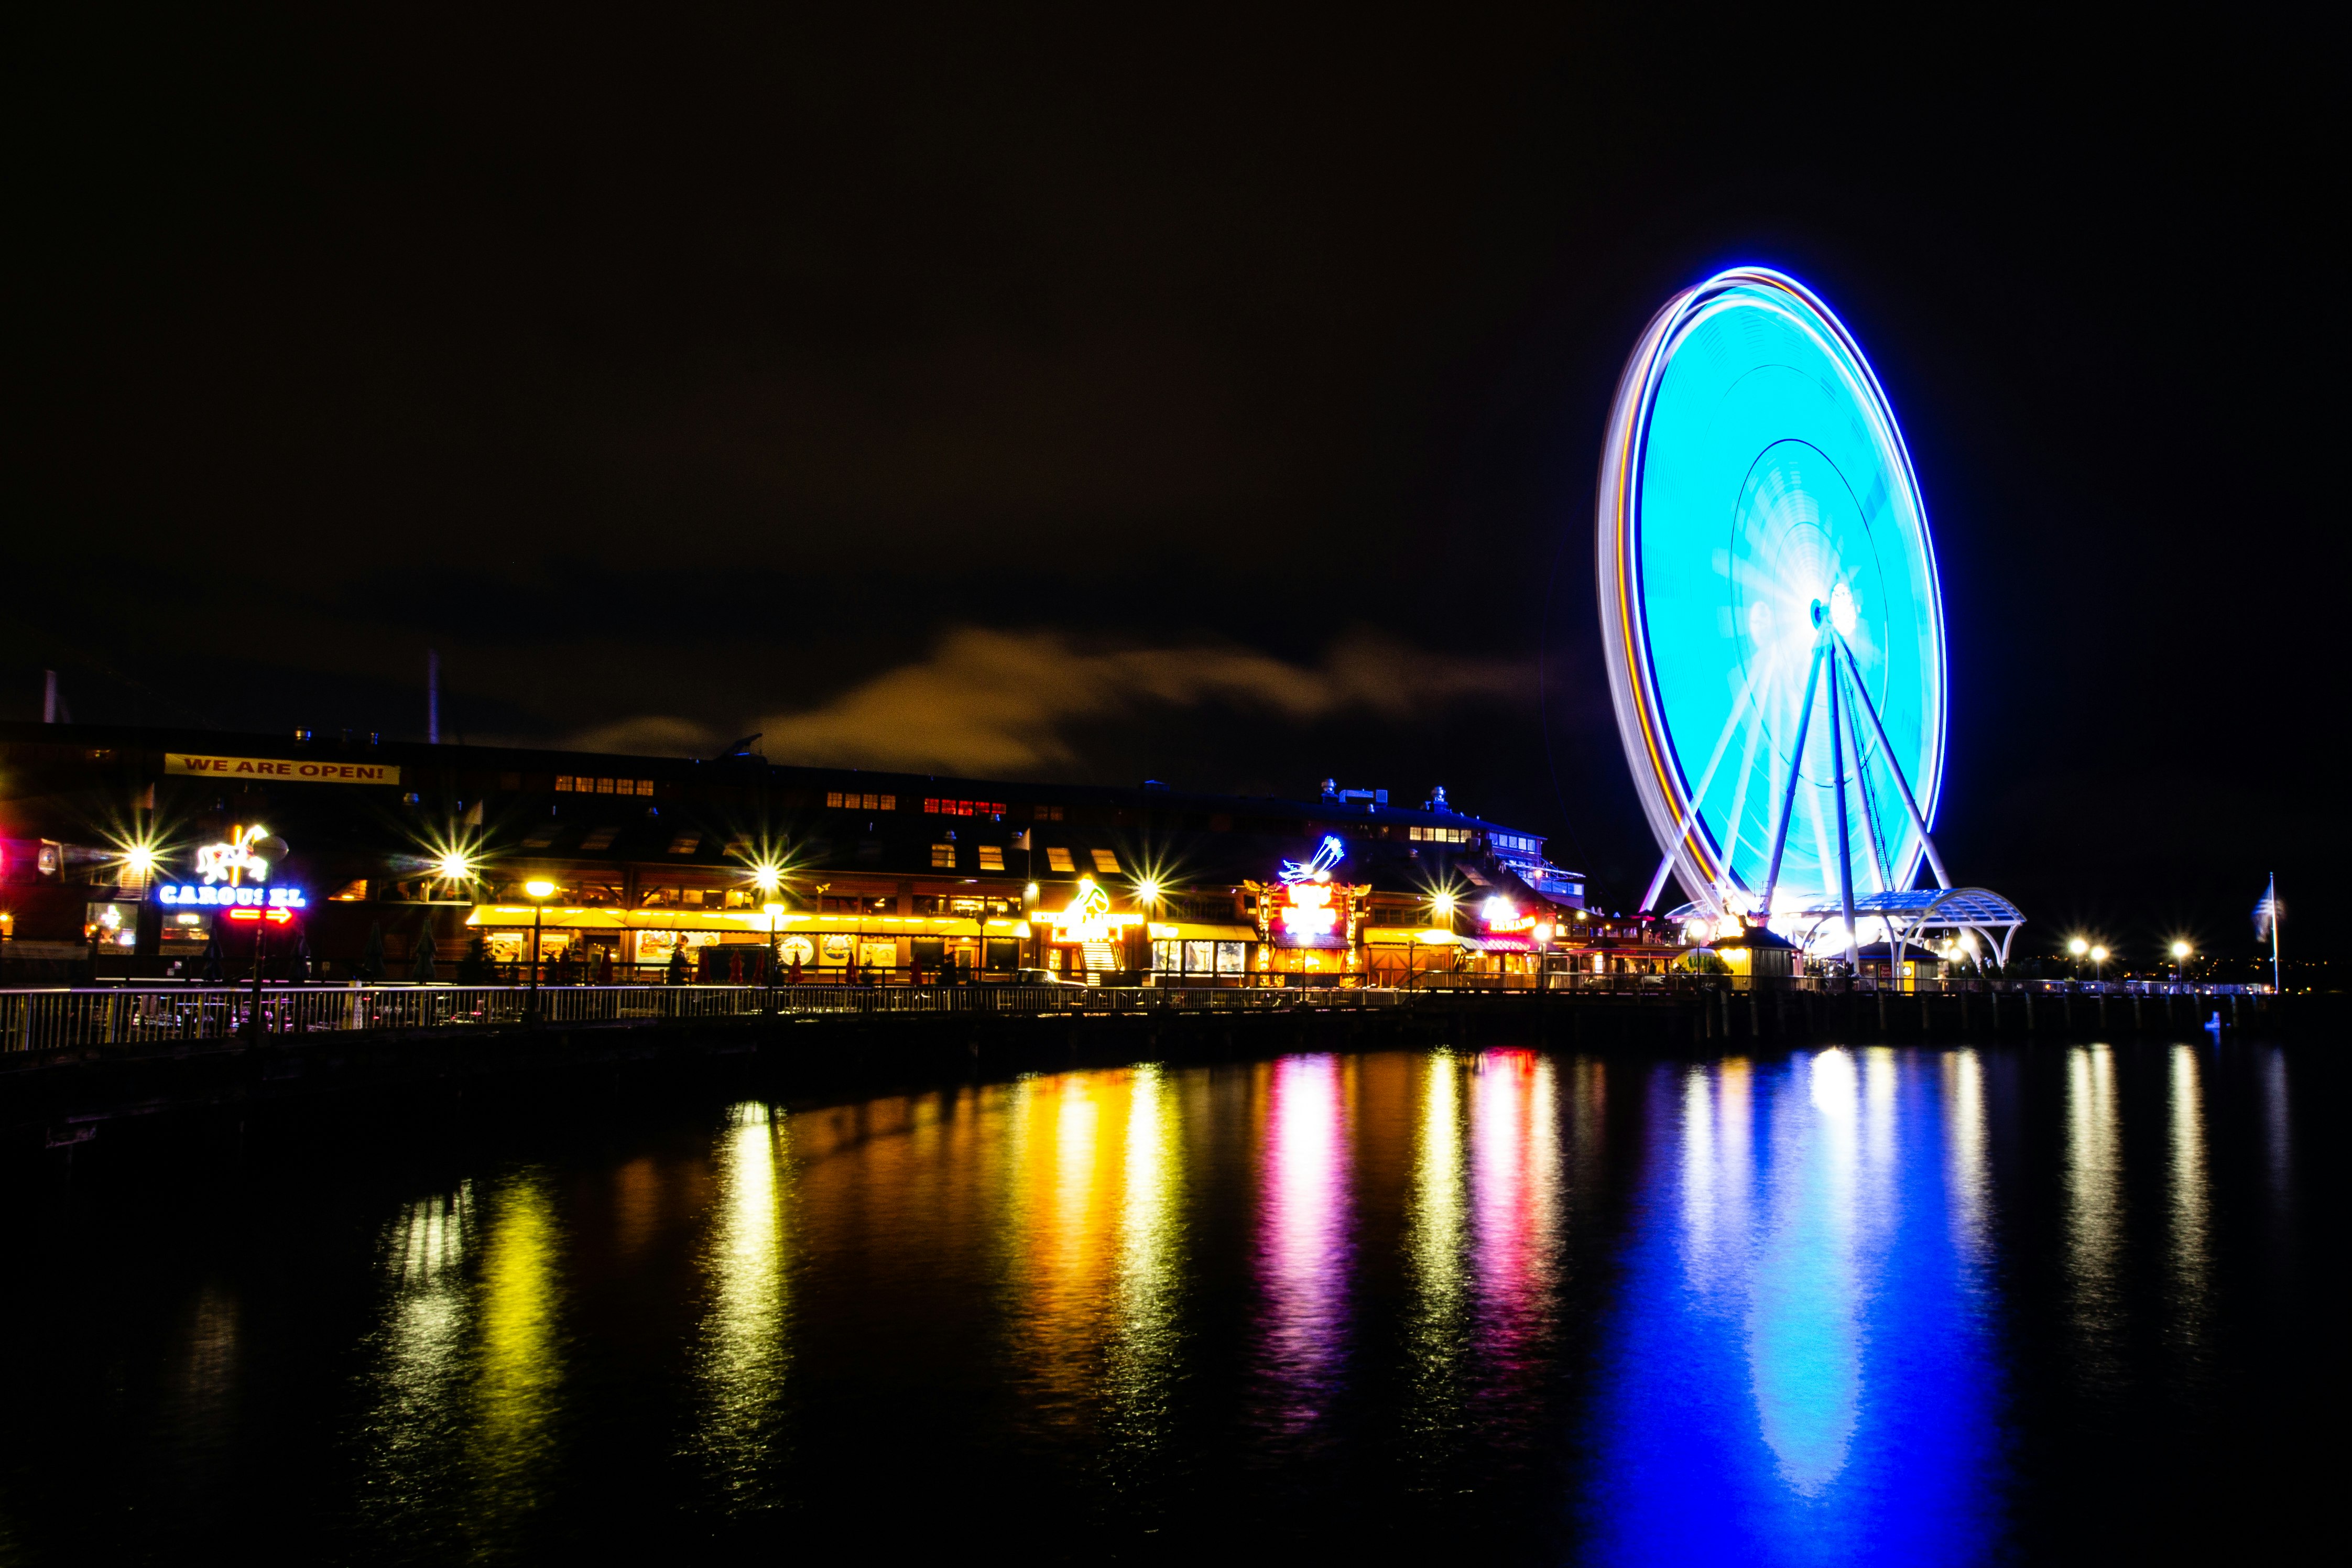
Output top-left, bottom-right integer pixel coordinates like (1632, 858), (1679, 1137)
(225, 906), (296, 925)
(1280, 881), (1340, 941)
(1482, 896), (1536, 934)
(195, 824), (276, 885)
(1033, 878), (1141, 944)
(160, 884), (308, 911)
(1280, 835), (1345, 885)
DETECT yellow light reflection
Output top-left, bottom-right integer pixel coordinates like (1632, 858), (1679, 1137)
(474, 1173), (561, 1521)
(1406, 1050), (1469, 1422)
(2065, 1045), (2125, 1368)
(694, 1103), (792, 1488)
(1005, 1073), (1118, 1414)
(1105, 1065), (1184, 1459)
(2169, 1046), (2210, 1337)
(361, 1184), (477, 1534)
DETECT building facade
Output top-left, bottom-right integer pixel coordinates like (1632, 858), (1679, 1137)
(0, 723), (1604, 985)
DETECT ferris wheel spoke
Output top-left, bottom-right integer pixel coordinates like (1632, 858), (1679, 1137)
(1646, 641), (1781, 910)
(1758, 637), (1826, 912)
(1833, 632), (1950, 889)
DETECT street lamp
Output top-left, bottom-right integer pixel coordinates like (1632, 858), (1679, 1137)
(2171, 940), (2192, 986)
(2089, 944), (2108, 985)
(525, 878), (556, 1022)
(764, 901), (785, 1013)
(2067, 935), (2088, 979)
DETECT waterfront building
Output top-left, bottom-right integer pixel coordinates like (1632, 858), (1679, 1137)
(0, 723), (1585, 986)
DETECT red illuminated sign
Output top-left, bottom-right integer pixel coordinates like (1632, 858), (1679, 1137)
(225, 906), (296, 925)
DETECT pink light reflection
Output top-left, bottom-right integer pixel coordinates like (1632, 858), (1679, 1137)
(1256, 1053), (1352, 1435)
(1472, 1050), (1559, 1396)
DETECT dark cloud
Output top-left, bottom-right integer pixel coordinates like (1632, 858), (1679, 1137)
(571, 628), (1526, 777)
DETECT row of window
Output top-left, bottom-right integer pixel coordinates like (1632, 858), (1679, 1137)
(923, 798), (1007, 817)
(1408, 825), (1474, 843)
(556, 776), (656, 796)
(926, 844), (1123, 875)
(828, 791), (897, 811)
(1151, 939), (1248, 975)
(1493, 832), (1542, 853)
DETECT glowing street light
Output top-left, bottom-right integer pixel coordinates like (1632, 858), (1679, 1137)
(524, 878), (556, 1022)
(2171, 939), (2192, 985)
(764, 900), (786, 1012)
(2089, 944), (2108, 985)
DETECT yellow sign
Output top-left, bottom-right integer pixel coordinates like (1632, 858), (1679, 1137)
(1032, 878), (1141, 944)
(165, 754), (401, 786)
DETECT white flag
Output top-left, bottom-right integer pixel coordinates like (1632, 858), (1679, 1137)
(2252, 875), (2282, 939)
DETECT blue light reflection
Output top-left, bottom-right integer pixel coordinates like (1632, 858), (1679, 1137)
(1589, 1049), (2002, 1565)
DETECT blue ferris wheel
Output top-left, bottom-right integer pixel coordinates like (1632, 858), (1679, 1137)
(1596, 267), (2020, 962)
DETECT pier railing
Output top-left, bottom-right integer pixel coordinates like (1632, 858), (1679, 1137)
(0, 974), (2272, 1057)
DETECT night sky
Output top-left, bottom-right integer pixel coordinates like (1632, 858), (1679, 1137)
(7, 6), (2333, 963)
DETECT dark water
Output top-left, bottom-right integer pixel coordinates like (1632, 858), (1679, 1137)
(0, 1042), (2335, 1564)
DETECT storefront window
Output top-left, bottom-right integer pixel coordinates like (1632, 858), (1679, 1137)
(160, 911), (212, 954)
(1216, 941), (1245, 975)
(83, 902), (138, 949)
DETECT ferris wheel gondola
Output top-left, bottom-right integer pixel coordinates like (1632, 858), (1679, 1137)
(1595, 267), (1975, 958)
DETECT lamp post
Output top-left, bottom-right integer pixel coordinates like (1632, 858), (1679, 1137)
(525, 879), (554, 1023)
(2171, 940), (2191, 987)
(2090, 944), (2108, 987)
(2067, 935), (2088, 981)
(764, 901), (785, 1014)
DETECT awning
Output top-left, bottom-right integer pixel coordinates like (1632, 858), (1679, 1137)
(1364, 927), (1456, 945)
(1147, 922), (1258, 942)
(1461, 934), (1540, 953)
(466, 906), (987, 938)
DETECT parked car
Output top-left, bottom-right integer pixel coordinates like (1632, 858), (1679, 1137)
(1003, 967), (1088, 987)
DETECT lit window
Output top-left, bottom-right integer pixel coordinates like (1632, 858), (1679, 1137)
(829, 791), (846, 808)
(636, 779), (655, 796)
(978, 846), (1004, 872)
(581, 826), (619, 851)
(1091, 849), (1121, 874)
(931, 844), (957, 868)
(878, 794), (896, 811)
(668, 834), (701, 855)
(555, 776), (574, 792)
(595, 777), (614, 794)
(1033, 803), (1064, 822)
(922, 798), (939, 813)
(1047, 847), (1075, 873)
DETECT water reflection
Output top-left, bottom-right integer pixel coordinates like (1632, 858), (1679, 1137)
(2169, 1047), (2210, 1345)
(1105, 1065), (1184, 1463)
(1404, 1049), (1468, 1431)
(1256, 1054), (1352, 1436)
(1005, 1073), (1117, 1417)
(693, 1103), (793, 1492)
(2066, 1045), (2125, 1376)
(473, 1174), (562, 1521)
(1593, 1049), (2000, 1565)
(1471, 1050), (1561, 1408)
(357, 1173), (563, 1553)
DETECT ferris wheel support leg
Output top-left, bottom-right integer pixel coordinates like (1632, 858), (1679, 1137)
(1830, 654), (1859, 963)
(1834, 635), (1951, 890)
(1638, 850), (1681, 916)
(1759, 640), (1828, 916)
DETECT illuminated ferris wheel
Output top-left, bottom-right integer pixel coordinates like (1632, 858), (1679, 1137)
(1595, 267), (2020, 962)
